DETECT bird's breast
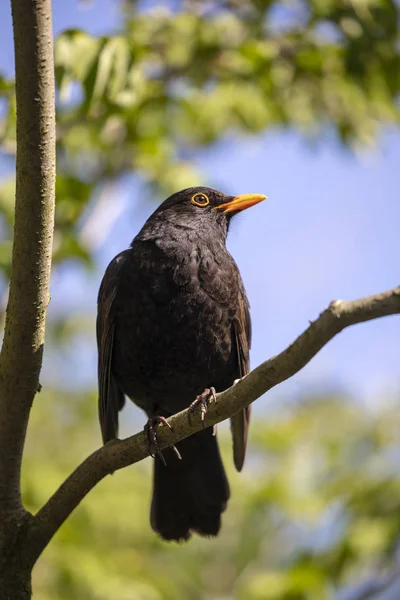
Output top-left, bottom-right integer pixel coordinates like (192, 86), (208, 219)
(112, 240), (240, 412)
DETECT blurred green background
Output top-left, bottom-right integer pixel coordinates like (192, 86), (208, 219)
(24, 389), (400, 600)
(1, 0), (400, 598)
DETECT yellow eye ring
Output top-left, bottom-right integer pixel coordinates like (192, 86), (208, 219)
(191, 193), (210, 207)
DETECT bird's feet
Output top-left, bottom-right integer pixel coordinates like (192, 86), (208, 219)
(188, 387), (217, 429)
(144, 416), (181, 466)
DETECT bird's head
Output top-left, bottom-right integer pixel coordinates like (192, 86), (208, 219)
(144, 187), (267, 237)
(135, 187), (267, 247)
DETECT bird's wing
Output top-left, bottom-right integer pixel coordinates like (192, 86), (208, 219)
(97, 251), (128, 444)
(230, 282), (252, 472)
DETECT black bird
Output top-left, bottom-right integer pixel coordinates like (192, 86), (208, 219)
(97, 186), (266, 541)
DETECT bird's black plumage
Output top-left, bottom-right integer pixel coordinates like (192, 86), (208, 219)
(97, 186), (266, 541)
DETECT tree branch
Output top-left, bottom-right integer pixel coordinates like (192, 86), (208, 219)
(26, 285), (400, 563)
(0, 0), (55, 515)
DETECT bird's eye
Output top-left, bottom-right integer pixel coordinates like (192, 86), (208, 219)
(191, 193), (209, 207)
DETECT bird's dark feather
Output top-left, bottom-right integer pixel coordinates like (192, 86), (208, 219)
(96, 251), (127, 443)
(230, 281), (252, 471)
(151, 429), (230, 541)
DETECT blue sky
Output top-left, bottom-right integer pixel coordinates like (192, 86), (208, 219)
(0, 1), (399, 414)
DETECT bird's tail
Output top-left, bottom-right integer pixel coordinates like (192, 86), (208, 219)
(150, 428), (230, 541)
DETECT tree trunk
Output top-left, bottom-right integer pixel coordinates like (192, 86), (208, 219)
(0, 2), (55, 596)
(0, 570), (31, 600)
(0, 511), (33, 600)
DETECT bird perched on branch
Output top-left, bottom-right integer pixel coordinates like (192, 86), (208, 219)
(97, 186), (266, 541)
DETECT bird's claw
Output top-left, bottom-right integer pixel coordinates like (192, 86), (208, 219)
(145, 416), (171, 466)
(188, 387), (217, 429)
(171, 444), (182, 460)
(145, 416), (181, 465)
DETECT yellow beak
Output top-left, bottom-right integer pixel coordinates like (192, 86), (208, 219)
(215, 193), (267, 214)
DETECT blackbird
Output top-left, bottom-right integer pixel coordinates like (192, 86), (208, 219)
(97, 186), (266, 541)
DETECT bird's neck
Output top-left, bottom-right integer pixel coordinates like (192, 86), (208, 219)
(133, 211), (228, 254)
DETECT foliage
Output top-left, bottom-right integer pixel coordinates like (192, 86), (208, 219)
(1, 0), (399, 278)
(25, 391), (400, 600)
